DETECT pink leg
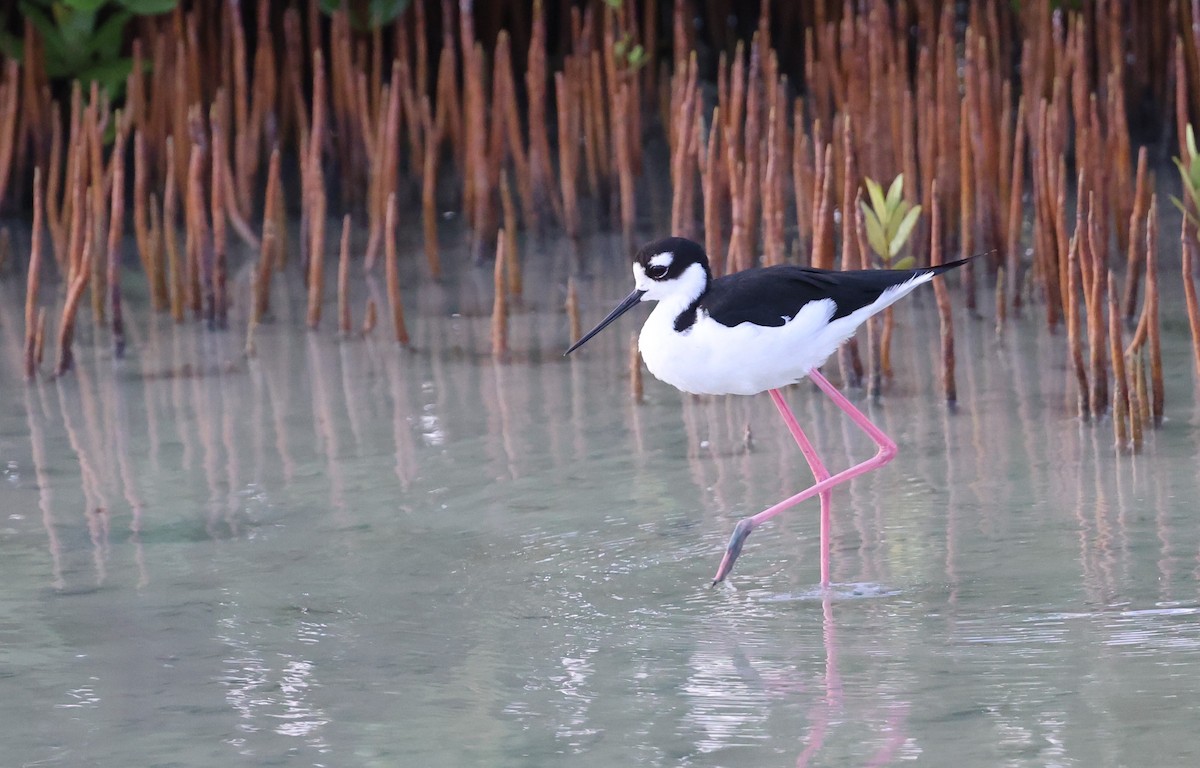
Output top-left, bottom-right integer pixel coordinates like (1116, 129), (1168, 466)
(768, 388), (833, 587)
(712, 370), (898, 585)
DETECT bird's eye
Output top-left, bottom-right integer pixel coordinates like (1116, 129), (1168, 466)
(646, 264), (668, 279)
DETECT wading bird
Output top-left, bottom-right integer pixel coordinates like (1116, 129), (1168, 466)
(565, 237), (969, 586)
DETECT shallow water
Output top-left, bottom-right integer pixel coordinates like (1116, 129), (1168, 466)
(3, 228), (1200, 767)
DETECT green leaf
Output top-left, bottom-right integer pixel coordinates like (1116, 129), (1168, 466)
(892, 255), (915, 270)
(370, 0), (411, 27)
(115, 0), (179, 14)
(864, 177), (886, 219)
(1186, 183), (1200, 215)
(1188, 124), (1198, 161)
(320, 0), (410, 30)
(861, 204), (888, 259)
(1171, 195), (1200, 231)
(885, 174), (904, 214)
(54, 4), (99, 51)
(79, 56), (134, 99)
(90, 10), (131, 60)
(884, 199), (910, 245)
(628, 44), (647, 69)
(62, 0), (109, 12)
(1175, 157), (1200, 213)
(1173, 194), (1200, 221)
(888, 204), (922, 257)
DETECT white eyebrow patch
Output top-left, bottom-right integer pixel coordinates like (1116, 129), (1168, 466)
(649, 252), (674, 268)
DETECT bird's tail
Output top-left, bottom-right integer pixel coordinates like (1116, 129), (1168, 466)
(920, 251), (988, 278)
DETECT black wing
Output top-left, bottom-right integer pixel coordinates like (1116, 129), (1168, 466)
(698, 261), (968, 328)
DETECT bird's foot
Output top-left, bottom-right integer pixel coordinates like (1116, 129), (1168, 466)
(711, 518), (756, 586)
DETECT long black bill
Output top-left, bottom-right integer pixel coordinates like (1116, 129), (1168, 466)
(564, 289), (646, 355)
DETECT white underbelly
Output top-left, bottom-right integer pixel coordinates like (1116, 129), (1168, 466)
(638, 300), (844, 396)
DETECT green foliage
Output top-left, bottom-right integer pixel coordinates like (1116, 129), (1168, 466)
(599, 0), (646, 71)
(860, 174), (921, 270)
(0, 0), (176, 98)
(613, 34), (647, 72)
(319, 0), (412, 32)
(1172, 124), (1200, 234)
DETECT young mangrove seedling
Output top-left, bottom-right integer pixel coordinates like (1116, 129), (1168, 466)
(860, 173), (922, 269)
(1173, 124), (1200, 234)
(860, 173), (923, 386)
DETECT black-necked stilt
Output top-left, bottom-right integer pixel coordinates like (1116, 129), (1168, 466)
(565, 237), (970, 587)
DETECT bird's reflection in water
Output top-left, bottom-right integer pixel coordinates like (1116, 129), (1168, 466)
(689, 589), (912, 766)
(794, 595), (843, 767)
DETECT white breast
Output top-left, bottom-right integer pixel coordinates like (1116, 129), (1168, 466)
(637, 300), (835, 395)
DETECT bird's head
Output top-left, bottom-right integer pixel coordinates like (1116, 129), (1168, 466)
(632, 237), (712, 303)
(564, 237), (712, 355)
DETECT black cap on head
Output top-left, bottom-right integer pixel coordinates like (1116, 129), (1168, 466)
(633, 237), (710, 282)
